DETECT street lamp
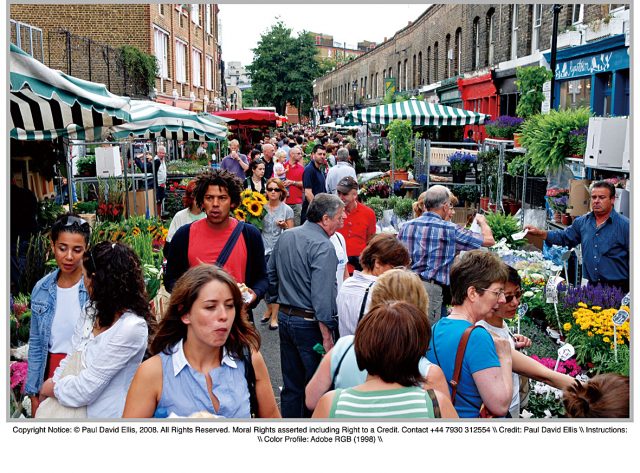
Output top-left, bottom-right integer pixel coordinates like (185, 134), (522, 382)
(352, 80), (357, 110)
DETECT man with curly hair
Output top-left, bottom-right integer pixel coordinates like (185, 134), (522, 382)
(164, 169), (268, 319)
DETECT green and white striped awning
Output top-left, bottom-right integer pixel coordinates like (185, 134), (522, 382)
(105, 100), (228, 141)
(345, 99), (489, 126)
(10, 43), (131, 141)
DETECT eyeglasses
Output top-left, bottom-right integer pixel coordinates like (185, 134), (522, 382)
(266, 188), (282, 193)
(63, 215), (90, 230)
(504, 290), (523, 303)
(479, 287), (506, 299)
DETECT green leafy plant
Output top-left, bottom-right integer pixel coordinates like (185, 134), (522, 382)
(515, 66), (554, 119)
(484, 211), (525, 248)
(386, 119), (414, 171)
(75, 155), (96, 176)
(365, 196), (391, 220)
(393, 198), (414, 220)
(73, 200), (99, 214)
(477, 149), (499, 198)
(37, 199), (66, 230)
(119, 45), (158, 95)
(484, 116), (524, 139)
(16, 232), (54, 295)
(452, 185), (479, 206)
(506, 154), (545, 177)
(519, 107), (591, 174)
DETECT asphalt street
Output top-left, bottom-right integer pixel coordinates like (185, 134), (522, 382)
(252, 300), (283, 409)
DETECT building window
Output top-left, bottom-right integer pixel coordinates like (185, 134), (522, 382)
(191, 4), (200, 26)
(434, 42), (439, 81)
(511, 4), (519, 60)
(472, 17), (480, 70)
(487, 10), (495, 66)
(175, 40), (187, 83)
(363, 76), (367, 98)
(455, 28), (462, 75)
(609, 4), (625, 12)
(559, 78), (591, 111)
(375, 72), (379, 97)
(397, 62), (401, 90)
(445, 34), (451, 77)
(205, 55), (213, 90)
(418, 51), (422, 85)
(412, 55), (417, 88)
(192, 48), (202, 87)
(205, 4), (212, 35)
(159, 4), (164, 16)
(572, 4), (584, 25)
(154, 27), (169, 79)
(426, 47), (431, 84)
(403, 59), (408, 90)
(532, 4), (542, 53)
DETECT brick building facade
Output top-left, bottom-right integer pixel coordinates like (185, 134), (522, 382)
(10, 3), (222, 112)
(314, 3), (628, 121)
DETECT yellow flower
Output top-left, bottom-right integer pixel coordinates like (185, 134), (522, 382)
(602, 336), (610, 343)
(591, 306), (602, 311)
(253, 192), (267, 204)
(577, 302), (587, 308)
(563, 323), (572, 331)
(234, 209), (247, 221)
(587, 331), (593, 337)
(241, 189), (253, 199)
(242, 197), (253, 208)
(248, 202), (263, 217)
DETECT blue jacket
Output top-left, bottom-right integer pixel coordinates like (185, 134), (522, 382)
(164, 220), (268, 300)
(25, 269), (89, 396)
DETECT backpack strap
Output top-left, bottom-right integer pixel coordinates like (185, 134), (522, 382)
(216, 221), (244, 267)
(329, 341), (354, 391)
(449, 325), (482, 405)
(242, 346), (258, 418)
(357, 281), (376, 322)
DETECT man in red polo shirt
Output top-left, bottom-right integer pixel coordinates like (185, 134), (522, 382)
(284, 145), (304, 226)
(335, 176), (376, 274)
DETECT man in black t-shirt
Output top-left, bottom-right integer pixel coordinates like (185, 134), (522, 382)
(301, 144), (327, 224)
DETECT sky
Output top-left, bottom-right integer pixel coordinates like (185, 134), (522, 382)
(218, 3), (429, 65)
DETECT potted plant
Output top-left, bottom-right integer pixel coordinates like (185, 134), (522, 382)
(452, 185), (479, 208)
(393, 197), (415, 221)
(478, 149), (499, 210)
(519, 107), (591, 174)
(75, 155), (96, 177)
(484, 211), (526, 249)
(447, 151), (477, 183)
(484, 116), (524, 140)
(516, 66), (554, 119)
(386, 119), (414, 179)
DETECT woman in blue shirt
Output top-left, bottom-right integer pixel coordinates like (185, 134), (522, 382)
(25, 214), (91, 417)
(123, 265), (280, 418)
(426, 250), (513, 418)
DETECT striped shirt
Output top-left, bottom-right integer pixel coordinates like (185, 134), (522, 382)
(398, 212), (483, 285)
(329, 387), (440, 418)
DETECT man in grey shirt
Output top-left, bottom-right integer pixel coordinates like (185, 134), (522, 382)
(325, 147), (356, 194)
(267, 193), (345, 418)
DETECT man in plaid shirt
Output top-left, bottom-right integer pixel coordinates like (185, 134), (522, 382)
(399, 185), (494, 323)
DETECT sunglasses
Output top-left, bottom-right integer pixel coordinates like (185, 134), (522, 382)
(504, 290), (523, 303)
(63, 215), (90, 230)
(266, 188), (282, 193)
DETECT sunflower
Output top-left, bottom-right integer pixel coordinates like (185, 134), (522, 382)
(234, 208), (247, 221)
(252, 192), (267, 204)
(241, 189), (253, 199)
(247, 202), (263, 217)
(242, 197), (253, 208)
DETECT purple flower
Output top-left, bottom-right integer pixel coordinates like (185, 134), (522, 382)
(485, 116), (524, 128)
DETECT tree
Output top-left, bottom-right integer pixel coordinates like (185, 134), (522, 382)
(247, 21), (321, 116)
(241, 88), (255, 108)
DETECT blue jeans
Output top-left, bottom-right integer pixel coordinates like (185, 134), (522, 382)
(278, 312), (323, 418)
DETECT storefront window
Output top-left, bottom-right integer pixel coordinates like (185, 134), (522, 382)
(559, 78), (591, 111)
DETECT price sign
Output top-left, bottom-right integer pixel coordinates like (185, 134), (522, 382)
(545, 276), (561, 303)
(557, 343), (575, 361)
(612, 309), (629, 326)
(511, 229), (528, 241)
(517, 303), (529, 318)
(621, 293), (631, 308)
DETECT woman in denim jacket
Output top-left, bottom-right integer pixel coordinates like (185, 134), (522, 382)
(25, 214), (91, 416)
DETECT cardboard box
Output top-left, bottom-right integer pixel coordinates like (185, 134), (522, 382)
(567, 179), (591, 217)
(127, 189), (156, 217)
(451, 207), (475, 227)
(525, 233), (544, 251)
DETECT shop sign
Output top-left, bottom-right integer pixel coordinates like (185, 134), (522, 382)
(555, 47), (628, 80)
(440, 89), (461, 102)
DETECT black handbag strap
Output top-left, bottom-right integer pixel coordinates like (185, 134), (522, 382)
(242, 346), (258, 418)
(216, 221), (244, 267)
(357, 281), (376, 322)
(329, 341), (354, 391)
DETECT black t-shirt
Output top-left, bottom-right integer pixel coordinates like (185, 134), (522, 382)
(302, 161), (326, 201)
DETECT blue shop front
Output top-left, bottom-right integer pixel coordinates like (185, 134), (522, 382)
(544, 34), (629, 116)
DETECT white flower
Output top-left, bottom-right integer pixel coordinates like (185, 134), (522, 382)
(22, 396), (32, 417)
(10, 344), (29, 360)
(520, 409), (534, 419)
(523, 291), (534, 298)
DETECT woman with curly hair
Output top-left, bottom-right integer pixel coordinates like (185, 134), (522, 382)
(123, 265), (280, 418)
(37, 242), (154, 418)
(166, 179), (205, 244)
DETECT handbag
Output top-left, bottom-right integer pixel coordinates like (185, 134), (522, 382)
(450, 326), (498, 419)
(35, 351), (87, 419)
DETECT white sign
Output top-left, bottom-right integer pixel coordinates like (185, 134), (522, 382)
(541, 81), (551, 114)
(511, 228), (529, 241)
(557, 343), (575, 361)
(621, 293), (631, 308)
(612, 309), (629, 326)
(545, 276), (563, 303)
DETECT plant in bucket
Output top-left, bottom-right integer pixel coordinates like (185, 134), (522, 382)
(546, 188), (569, 222)
(447, 151), (477, 183)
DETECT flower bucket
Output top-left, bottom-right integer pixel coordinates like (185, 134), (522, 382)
(480, 196), (490, 211)
(513, 133), (522, 148)
(393, 170), (409, 181)
(561, 213), (572, 226)
(452, 170), (467, 183)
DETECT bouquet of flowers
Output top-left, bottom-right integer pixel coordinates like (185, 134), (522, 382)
(360, 177), (391, 199)
(546, 187), (569, 213)
(234, 189), (268, 230)
(10, 361), (29, 417)
(447, 151), (477, 173)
